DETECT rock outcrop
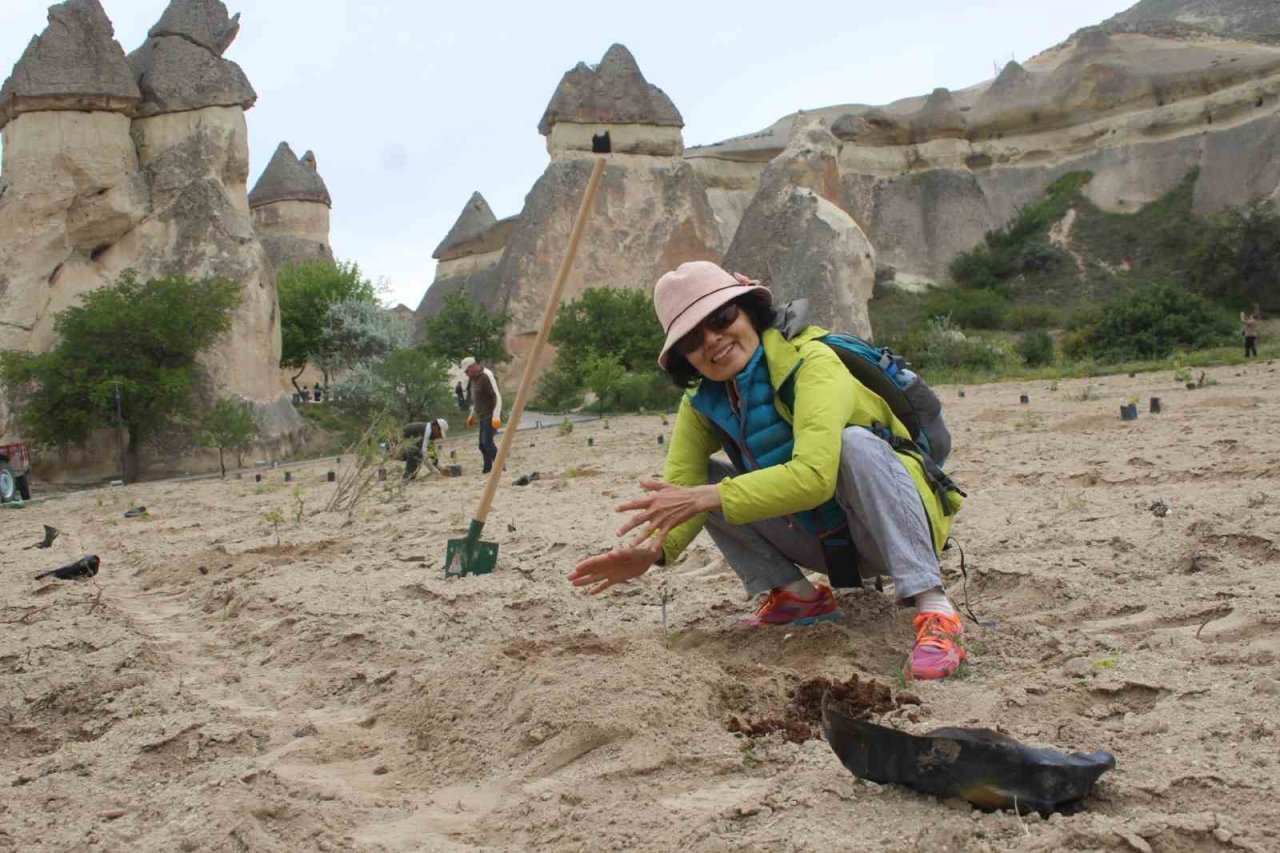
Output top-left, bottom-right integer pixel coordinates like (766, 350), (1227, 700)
(414, 192), (512, 328)
(689, 20), (1280, 288)
(1103, 0), (1280, 36)
(249, 142), (334, 270)
(0, 0), (301, 478)
(723, 121), (874, 337)
(0, 0), (139, 126)
(127, 0), (255, 118)
(417, 45), (722, 380)
(539, 44), (685, 158)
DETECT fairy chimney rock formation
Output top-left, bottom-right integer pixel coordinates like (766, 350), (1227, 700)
(128, 0), (255, 118)
(0, 0), (140, 127)
(414, 192), (514, 326)
(149, 0), (241, 53)
(539, 43), (685, 157)
(249, 141), (335, 269)
(433, 192), (498, 260)
(0, 0), (301, 473)
(0, 0), (146, 360)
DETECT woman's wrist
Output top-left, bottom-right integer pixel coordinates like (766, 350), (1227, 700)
(698, 483), (722, 513)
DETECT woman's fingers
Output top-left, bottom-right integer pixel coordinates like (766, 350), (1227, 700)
(615, 495), (654, 513)
(615, 511), (654, 538)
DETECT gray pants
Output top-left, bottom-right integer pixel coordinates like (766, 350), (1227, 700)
(704, 427), (943, 602)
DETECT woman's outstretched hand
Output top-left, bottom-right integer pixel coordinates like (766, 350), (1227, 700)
(568, 480), (720, 595)
(569, 539), (662, 595)
(614, 479), (721, 547)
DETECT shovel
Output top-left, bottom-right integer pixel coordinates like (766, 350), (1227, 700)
(445, 155), (607, 578)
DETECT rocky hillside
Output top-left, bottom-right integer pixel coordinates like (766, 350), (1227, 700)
(1103, 0), (1280, 36)
(689, 18), (1280, 290)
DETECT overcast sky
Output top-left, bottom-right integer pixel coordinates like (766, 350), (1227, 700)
(1, 0), (1135, 309)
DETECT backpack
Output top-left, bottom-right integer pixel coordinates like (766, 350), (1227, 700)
(773, 300), (952, 469)
(818, 332), (951, 468)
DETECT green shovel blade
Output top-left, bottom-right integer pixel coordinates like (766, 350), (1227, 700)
(444, 519), (498, 578)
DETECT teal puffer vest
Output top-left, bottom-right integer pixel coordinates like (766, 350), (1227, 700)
(690, 345), (849, 541)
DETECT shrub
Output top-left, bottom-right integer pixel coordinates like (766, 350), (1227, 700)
(614, 371), (683, 413)
(1089, 282), (1234, 362)
(531, 365), (585, 412)
(1017, 330), (1056, 366)
(899, 317), (1014, 373)
(1064, 304), (1103, 332)
(926, 288), (1010, 330)
(1060, 328), (1094, 361)
(1008, 304), (1057, 330)
(1185, 202), (1280, 311)
(198, 398), (258, 477)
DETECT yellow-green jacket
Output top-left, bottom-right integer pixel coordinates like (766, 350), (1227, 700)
(660, 325), (962, 566)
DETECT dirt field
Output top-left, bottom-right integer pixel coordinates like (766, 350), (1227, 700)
(3, 364), (1279, 852)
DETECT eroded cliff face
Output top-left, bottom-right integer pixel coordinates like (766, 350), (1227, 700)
(690, 28), (1280, 288)
(724, 122), (874, 337)
(0, 0), (301, 477)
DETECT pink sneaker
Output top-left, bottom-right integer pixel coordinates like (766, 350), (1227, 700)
(910, 612), (966, 680)
(735, 584), (841, 628)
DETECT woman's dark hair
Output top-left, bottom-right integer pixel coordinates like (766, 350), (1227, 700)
(664, 291), (776, 389)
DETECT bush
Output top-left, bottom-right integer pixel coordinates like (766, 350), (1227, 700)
(1089, 282), (1234, 362)
(1060, 328), (1094, 361)
(926, 288), (1010, 330)
(1185, 202), (1280, 311)
(614, 371), (683, 413)
(1017, 330), (1056, 366)
(1064, 304), (1103, 332)
(899, 317), (1015, 373)
(531, 365), (585, 412)
(1008, 305), (1057, 330)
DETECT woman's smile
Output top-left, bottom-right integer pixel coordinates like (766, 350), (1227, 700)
(691, 311), (759, 382)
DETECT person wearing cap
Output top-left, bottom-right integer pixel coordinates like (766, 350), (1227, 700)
(462, 357), (503, 474)
(568, 261), (967, 680)
(401, 417), (449, 479)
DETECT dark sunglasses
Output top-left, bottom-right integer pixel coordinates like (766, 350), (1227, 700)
(675, 302), (741, 356)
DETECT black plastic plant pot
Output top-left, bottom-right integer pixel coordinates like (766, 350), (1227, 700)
(822, 692), (1115, 816)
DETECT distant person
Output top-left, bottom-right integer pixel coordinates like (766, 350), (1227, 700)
(1242, 305), (1261, 358)
(402, 418), (448, 480)
(455, 382), (467, 412)
(462, 357), (503, 474)
(312, 382), (323, 403)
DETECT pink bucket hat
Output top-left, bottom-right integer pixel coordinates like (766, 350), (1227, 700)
(654, 261), (771, 369)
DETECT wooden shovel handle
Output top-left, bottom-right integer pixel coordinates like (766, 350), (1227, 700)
(472, 155), (607, 524)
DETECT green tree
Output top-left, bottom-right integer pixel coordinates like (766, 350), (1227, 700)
(0, 271), (240, 481)
(318, 299), (411, 375)
(581, 352), (627, 415)
(277, 260), (378, 392)
(331, 349), (452, 423)
(419, 292), (510, 364)
(550, 288), (665, 371)
(198, 398), (258, 477)
(1186, 202), (1280, 311)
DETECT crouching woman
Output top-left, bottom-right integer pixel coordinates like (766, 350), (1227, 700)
(569, 261), (968, 679)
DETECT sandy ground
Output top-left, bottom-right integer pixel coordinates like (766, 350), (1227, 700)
(3, 363), (1279, 852)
